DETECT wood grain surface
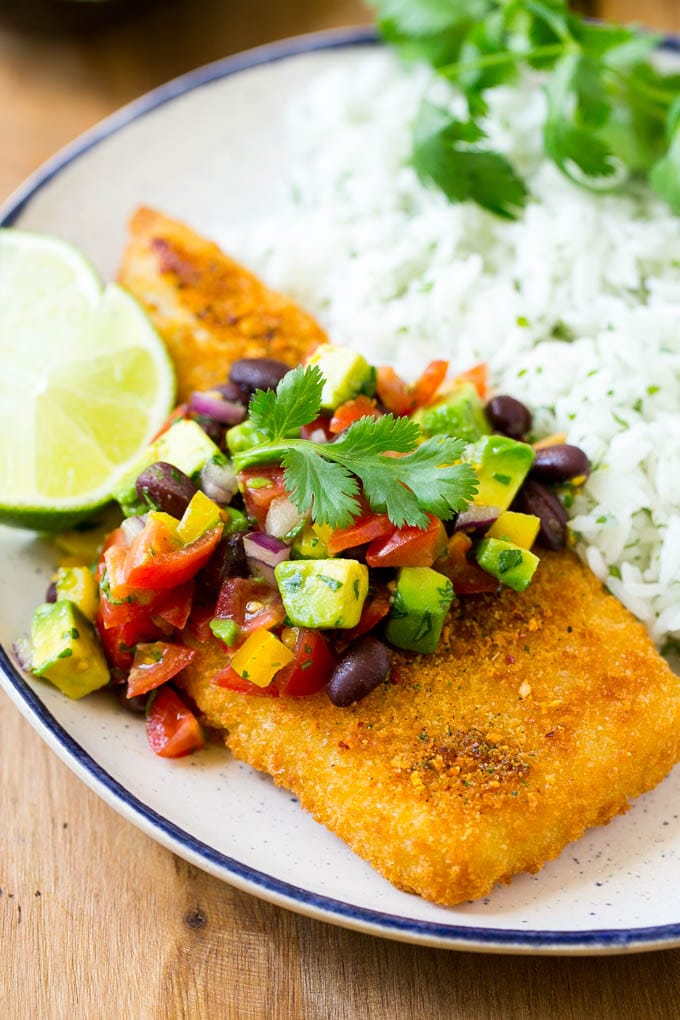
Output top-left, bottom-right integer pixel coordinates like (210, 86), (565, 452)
(3, 3), (680, 1018)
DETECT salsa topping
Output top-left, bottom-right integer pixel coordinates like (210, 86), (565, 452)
(26, 346), (591, 756)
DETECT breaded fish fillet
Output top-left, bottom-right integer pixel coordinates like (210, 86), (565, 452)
(119, 210), (680, 904)
(118, 207), (327, 401)
(181, 551), (680, 905)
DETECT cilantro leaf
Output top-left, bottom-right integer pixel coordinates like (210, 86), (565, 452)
(650, 97), (680, 214)
(248, 364), (323, 441)
(232, 366), (478, 529)
(413, 101), (528, 219)
(375, 0), (680, 218)
(282, 448), (361, 529)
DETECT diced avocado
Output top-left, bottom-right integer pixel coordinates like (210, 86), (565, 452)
(275, 559), (369, 629)
(475, 537), (539, 592)
(385, 567), (454, 654)
(209, 618), (240, 647)
(306, 343), (376, 411)
(54, 565), (98, 621)
(486, 510), (540, 549)
(415, 382), (491, 443)
(290, 523), (330, 560)
(463, 434), (535, 511)
(30, 600), (109, 699)
(222, 506), (248, 535)
(113, 419), (222, 517)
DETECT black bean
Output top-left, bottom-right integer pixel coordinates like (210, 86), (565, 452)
(327, 635), (391, 708)
(213, 381), (246, 405)
(486, 395), (532, 438)
(197, 533), (248, 597)
(135, 461), (198, 519)
(516, 479), (568, 550)
(530, 444), (591, 483)
(117, 687), (147, 714)
(229, 358), (290, 397)
(45, 581), (57, 603)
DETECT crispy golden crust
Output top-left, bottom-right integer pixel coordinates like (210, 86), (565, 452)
(181, 551), (680, 905)
(117, 207), (327, 401)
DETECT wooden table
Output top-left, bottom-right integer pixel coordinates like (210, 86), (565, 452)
(3, 3), (680, 1016)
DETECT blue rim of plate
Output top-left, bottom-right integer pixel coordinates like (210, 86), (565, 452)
(2, 24), (680, 954)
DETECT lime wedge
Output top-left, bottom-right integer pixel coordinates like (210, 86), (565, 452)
(0, 229), (175, 530)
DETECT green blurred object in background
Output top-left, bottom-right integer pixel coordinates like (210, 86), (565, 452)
(0, 0), (157, 32)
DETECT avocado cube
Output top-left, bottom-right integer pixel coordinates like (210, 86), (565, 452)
(415, 382), (491, 443)
(463, 435), (535, 512)
(274, 559), (369, 629)
(30, 600), (110, 699)
(385, 567), (455, 654)
(226, 420), (271, 456)
(113, 419), (222, 516)
(54, 565), (99, 621)
(475, 537), (539, 592)
(306, 343), (376, 411)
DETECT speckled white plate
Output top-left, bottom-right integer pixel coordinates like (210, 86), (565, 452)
(2, 27), (680, 955)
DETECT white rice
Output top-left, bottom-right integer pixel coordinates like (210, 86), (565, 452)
(220, 50), (680, 646)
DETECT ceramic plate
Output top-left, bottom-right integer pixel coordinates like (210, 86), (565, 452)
(2, 27), (680, 955)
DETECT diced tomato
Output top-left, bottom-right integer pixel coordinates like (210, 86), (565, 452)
(377, 360), (450, 417)
(127, 642), (196, 699)
(329, 396), (382, 435)
(238, 466), (287, 529)
(453, 362), (488, 399)
(435, 532), (500, 595)
(214, 577), (285, 642)
(125, 521), (223, 590)
(212, 664), (280, 697)
(151, 581), (195, 630)
(365, 515), (447, 568)
(342, 584), (393, 643)
(185, 600), (216, 644)
(376, 366), (413, 417)
(151, 403), (189, 442)
(274, 628), (336, 697)
(326, 512), (393, 555)
(146, 686), (205, 758)
(300, 414), (333, 441)
(412, 359), (448, 409)
(95, 608), (165, 677)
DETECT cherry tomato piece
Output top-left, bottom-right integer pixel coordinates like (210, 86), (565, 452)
(214, 578), (286, 643)
(212, 665), (280, 697)
(146, 687), (205, 758)
(125, 522), (223, 590)
(238, 467), (288, 529)
(329, 396), (382, 434)
(274, 628), (336, 697)
(412, 359), (448, 408)
(365, 515), (447, 568)
(127, 642), (196, 699)
(326, 512), (393, 555)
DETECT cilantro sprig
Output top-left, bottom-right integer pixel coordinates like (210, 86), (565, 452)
(233, 365), (478, 529)
(371, 0), (680, 217)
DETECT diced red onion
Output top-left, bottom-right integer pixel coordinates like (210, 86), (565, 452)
(308, 428), (328, 444)
(243, 532), (290, 587)
(189, 390), (246, 425)
(265, 495), (309, 540)
(13, 638), (32, 671)
(121, 514), (146, 543)
(454, 505), (501, 532)
(200, 458), (239, 505)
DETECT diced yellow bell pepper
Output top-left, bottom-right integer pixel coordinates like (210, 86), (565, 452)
(230, 628), (295, 688)
(147, 510), (181, 538)
(486, 510), (540, 549)
(312, 522), (333, 546)
(54, 565), (99, 621)
(177, 491), (222, 545)
(292, 523), (330, 560)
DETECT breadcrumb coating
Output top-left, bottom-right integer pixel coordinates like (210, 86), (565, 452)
(118, 207), (327, 401)
(181, 551), (680, 905)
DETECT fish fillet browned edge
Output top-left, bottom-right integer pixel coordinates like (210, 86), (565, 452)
(117, 206), (327, 402)
(119, 208), (680, 906)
